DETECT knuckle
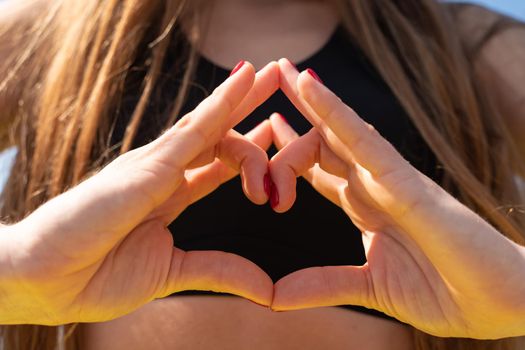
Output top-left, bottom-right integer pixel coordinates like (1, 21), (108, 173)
(211, 87), (236, 117)
(249, 83), (263, 106)
(322, 101), (341, 124)
(320, 266), (337, 304)
(214, 140), (222, 160)
(348, 125), (372, 151)
(173, 114), (193, 130)
(189, 124), (212, 151)
(221, 93), (237, 118)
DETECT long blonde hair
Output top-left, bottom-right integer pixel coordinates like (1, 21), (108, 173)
(0, 0), (524, 348)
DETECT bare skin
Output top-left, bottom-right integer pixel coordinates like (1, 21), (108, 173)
(185, 0), (340, 70)
(80, 296), (413, 350)
(79, 0), (414, 349)
(2, 0), (524, 348)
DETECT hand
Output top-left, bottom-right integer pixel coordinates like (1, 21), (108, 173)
(270, 59), (525, 339)
(0, 61), (279, 325)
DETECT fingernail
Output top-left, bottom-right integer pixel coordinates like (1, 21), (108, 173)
(306, 68), (323, 84)
(263, 173), (271, 198)
(229, 60), (245, 76)
(276, 113), (288, 124)
(270, 181), (279, 209)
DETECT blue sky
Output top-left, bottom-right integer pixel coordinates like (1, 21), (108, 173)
(0, 0), (524, 192)
(460, 0), (525, 20)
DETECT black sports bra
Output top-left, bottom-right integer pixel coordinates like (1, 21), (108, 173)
(112, 25), (441, 323)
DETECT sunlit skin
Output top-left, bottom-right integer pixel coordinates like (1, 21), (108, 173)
(269, 59), (525, 339)
(0, 61), (279, 325)
(0, 59), (524, 340)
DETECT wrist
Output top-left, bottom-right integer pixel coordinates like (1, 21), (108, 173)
(0, 220), (66, 325)
(499, 241), (525, 338)
(0, 223), (21, 324)
(0, 222), (38, 325)
(0, 222), (16, 281)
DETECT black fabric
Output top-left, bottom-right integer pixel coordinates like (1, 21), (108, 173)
(112, 25), (441, 323)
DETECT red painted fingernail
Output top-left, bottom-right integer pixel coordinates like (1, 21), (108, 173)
(270, 181), (279, 209)
(263, 173), (271, 198)
(276, 113), (288, 124)
(229, 60), (245, 76)
(306, 68), (323, 84)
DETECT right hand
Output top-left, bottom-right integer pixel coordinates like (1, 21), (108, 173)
(270, 59), (525, 339)
(0, 61), (279, 325)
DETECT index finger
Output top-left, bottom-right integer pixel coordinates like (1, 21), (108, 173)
(277, 58), (355, 167)
(296, 70), (408, 177)
(148, 61), (258, 172)
(21, 62), (261, 261)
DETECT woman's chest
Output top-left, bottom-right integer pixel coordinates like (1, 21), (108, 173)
(80, 296), (414, 350)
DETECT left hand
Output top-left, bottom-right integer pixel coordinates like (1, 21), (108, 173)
(0, 61), (278, 325)
(269, 59), (525, 339)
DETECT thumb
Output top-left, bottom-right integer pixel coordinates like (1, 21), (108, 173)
(272, 265), (373, 311)
(159, 248), (274, 307)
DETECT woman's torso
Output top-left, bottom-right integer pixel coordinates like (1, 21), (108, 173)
(79, 2), (437, 348)
(80, 296), (413, 349)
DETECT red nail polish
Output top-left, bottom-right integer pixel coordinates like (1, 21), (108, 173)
(306, 68), (323, 84)
(229, 60), (245, 76)
(270, 181), (279, 209)
(263, 173), (271, 198)
(276, 113), (288, 124)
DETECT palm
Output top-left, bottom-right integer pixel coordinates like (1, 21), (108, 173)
(354, 220), (465, 335)
(341, 156), (514, 336)
(34, 221), (174, 323)
(294, 153), (470, 335)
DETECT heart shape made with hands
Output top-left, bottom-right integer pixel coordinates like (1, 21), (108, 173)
(132, 58), (355, 311)
(168, 58), (484, 339)
(178, 58), (344, 214)
(161, 58), (380, 306)
(11, 57), (515, 337)
(159, 57), (372, 307)
(97, 56), (523, 340)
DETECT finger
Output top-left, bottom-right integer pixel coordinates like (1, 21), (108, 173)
(147, 120), (273, 224)
(269, 120), (349, 213)
(102, 61), (256, 223)
(277, 58), (321, 127)
(270, 112), (300, 149)
(229, 61), (280, 127)
(186, 120), (272, 206)
(302, 165), (344, 207)
(184, 126), (271, 205)
(217, 130), (270, 205)
(162, 248), (274, 307)
(186, 61), (278, 169)
(270, 112), (348, 178)
(144, 61), (257, 176)
(272, 265), (374, 312)
(296, 69), (409, 177)
(247, 119), (273, 151)
(25, 63), (261, 262)
(277, 58), (354, 166)
(270, 113), (343, 206)
(185, 127), (268, 173)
